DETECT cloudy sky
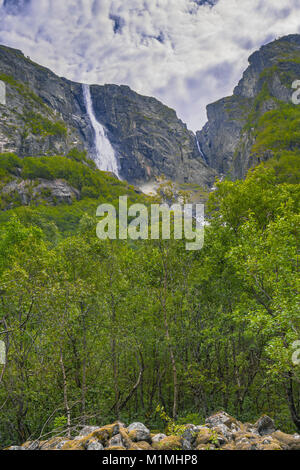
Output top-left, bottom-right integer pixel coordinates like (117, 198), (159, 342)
(0, 0), (299, 131)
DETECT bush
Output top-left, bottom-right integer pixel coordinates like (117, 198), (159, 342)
(24, 111), (67, 138)
(0, 153), (23, 173)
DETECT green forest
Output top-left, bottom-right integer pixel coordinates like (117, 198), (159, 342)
(0, 146), (299, 447)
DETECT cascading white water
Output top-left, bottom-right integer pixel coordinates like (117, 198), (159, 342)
(196, 136), (205, 160)
(82, 84), (120, 178)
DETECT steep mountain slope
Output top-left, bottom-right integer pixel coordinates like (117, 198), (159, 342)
(197, 34), (300, 179)
(88, 84), (215, 185)
(0, 151), (147, 238)
(0, 45), (86, 157)
(0, 44), (215, 187)
(1, 33), (300, 199)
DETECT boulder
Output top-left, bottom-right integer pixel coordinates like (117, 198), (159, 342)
(6, 411), (300, 451)
(195, 427), (214, 446)
(79, 426), (99, 437)
(39, 437), (67, 450)
(86, 439), (104, 451)
(152, 435), (182, 450)
(254, 415), (276, 436)
(135, 441), (153, 450)
(90, 423), (120, 444)
(60, 423), (120, 450)
(119, 426), (135, 449)
(272, 431), (300, 450)
(108, 433), (123, 448)
(127, 422), (151, 442)
(55, 440), (69, 450)
(151, 433), (167, 443)
(182, 424), (198, 445)
(234, 433), (283, 451)
(205, 411), (242, 433)
(182, 438), (193, 450)
(21, 440), (40, 450)
(211, 423), (233, 441)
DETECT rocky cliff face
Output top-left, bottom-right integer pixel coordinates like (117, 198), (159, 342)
(2, 178), (80, 208)
(0, 45), (86, 158)
(197, 34), (300, 179)
(88, 84), (215, 185)
(2, 34), (299, 187)
(0, 44), (215, 187)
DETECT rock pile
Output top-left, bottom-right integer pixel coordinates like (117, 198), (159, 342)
(6, 412), (300, 451)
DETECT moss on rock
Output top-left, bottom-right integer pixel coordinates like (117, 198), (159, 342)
(153, 435), (182, 450)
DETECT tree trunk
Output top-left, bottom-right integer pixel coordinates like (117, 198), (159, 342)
(286, 372), (300, 432)
(81, 304), (87, 425)
(59, 348), (71, 438)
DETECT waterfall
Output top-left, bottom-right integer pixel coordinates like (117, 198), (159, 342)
(82, 84), (120, 178)
(196, 136), (205, 160)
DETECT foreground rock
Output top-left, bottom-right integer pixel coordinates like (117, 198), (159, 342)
(5, 412), (300, 451)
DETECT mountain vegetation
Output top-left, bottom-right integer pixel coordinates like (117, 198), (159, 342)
(0, 157), (298, 447)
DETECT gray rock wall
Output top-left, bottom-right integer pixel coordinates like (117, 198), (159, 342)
(0, 45), (215, 187)
(197, 34), (300, 180)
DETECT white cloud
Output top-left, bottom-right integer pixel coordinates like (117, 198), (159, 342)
(0, 0), (299, 131)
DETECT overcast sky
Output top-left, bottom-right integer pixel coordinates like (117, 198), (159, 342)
(0, 0), (299, 131)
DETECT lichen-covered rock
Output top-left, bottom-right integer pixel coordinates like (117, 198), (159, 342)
(78, 426), (99, 437)
(135, 441), (153, 450)
(54, 440), (69, 450)
(60, 423), (120, 450)
(182, 438), (193, 450)
(118, 426), (139, 450)
(21, 440), (40, 450)
(195, 427), (214, 446)
(235, 435), (260, 451)
(235, 436), (283, 451)
(39, 437), (68, 450)
(127, 422), (151, 442)
(221, 443), (237, 450)
(205, 411), (242, 431)
(254, 415), (276, 436)
(272, 431), (300, 450)
(86, 440), (104, 451)
(181, 424), (198, 445)
(61, 439), (86, 451)
(108, 433), (123, 448)
(151, 433), (167, 443)
(152, 435), (183, 450)
(211, 423), (233, 442)
(89, 423), (120, 444)
(6, 412), (300, 451)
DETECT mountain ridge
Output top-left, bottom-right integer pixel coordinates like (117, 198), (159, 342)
(1, 34), (300, 190)
(0, 43), (215, 187)
(197, 34), (300, 179)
